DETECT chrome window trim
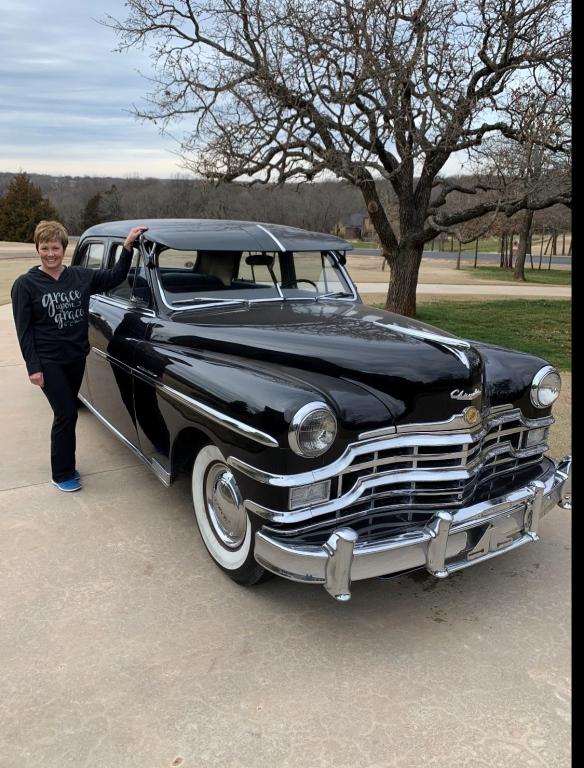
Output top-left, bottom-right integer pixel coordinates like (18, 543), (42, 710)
(328, 251), (358, 301)
(288, 401), (337, 457)
(228, 408), (554, 488)
(530, 365), (561, 408)
(150, 242), (358, 310)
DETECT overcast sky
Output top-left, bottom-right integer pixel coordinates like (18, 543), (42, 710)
(0, 0), (184, 178)
(0, 1), (468, 181)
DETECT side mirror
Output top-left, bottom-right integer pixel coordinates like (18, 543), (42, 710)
(336, 251), (347, 266)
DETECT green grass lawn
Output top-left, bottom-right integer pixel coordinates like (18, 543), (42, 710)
(463, 266), (571, 285)
(374, 299), (571, 370)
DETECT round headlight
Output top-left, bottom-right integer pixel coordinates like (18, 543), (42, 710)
(289, 402), (337, 457)
(530, 366), (561, 408)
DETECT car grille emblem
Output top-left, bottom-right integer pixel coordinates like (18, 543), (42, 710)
(463, 406), (481, 426)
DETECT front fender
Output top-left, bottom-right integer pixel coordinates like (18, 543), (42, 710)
(143, 342), (393, 475)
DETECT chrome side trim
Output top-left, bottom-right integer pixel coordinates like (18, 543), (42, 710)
(228, 408), (554, 489)
(151, 457), (171, 486)
(92, 347), (134, 375)
(89, 349), (279, 448)
(77, 394), (171, 487)
(157, 382), (279, 448)
(95, 295), (156, 316)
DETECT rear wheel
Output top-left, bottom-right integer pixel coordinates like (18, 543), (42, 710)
(191, 444), (268, 585)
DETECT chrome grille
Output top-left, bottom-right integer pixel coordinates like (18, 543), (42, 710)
(264, 408), (552, 542)
(335, 411), (545, 508)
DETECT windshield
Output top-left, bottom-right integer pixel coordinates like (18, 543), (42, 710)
(155, 248), (354, 306)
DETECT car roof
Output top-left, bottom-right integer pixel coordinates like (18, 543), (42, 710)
(80, 218), (353, 252)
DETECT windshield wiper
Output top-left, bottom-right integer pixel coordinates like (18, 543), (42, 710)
(171, 297), (248, 307)
(316, 291), (353, 301)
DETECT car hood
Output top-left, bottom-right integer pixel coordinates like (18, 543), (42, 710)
(160, 301), (485, 425)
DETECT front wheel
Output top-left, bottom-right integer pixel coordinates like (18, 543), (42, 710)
(191, 444), (269, 585)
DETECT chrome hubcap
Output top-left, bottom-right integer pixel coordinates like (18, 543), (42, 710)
(205, 463), (246, 548)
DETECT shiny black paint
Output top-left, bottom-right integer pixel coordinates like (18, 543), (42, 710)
(74, 223), (553, 502)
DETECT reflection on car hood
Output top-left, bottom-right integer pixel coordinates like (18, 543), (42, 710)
(160, 301), (485, 424)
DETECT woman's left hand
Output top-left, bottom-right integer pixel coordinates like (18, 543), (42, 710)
(123, 226), (149, 250)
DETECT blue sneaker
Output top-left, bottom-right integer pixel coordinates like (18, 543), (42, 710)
(51, 477), (81, 492)
(73, 470), (80, 480)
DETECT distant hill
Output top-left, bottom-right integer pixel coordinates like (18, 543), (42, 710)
(0, 172), (368, 236)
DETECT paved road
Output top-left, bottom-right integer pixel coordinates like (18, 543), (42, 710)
(0, 303), (571, 768)
(357, 282), (571, 298)
(354, 248), (572, 266)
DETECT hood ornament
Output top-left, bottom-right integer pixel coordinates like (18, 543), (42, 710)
(451, 387), (481, 401)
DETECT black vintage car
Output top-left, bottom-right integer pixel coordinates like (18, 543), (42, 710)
(73, 219), (571, 601)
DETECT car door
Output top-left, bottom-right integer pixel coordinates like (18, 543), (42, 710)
(85, 241), (150, 448)
(75, 240), (108, 406)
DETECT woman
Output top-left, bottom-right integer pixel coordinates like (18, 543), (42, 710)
(11, 219), (148, 492)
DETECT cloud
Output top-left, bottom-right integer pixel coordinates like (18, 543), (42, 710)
(0, 0), (184, 177)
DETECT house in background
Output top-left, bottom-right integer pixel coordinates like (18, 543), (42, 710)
(334, 213), (378, 241)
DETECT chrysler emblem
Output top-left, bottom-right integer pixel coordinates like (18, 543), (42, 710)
(450, 387), (481, 401)
(463, 406), (481, 426)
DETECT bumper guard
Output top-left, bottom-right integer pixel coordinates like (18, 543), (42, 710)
(254, 455), (572, 601)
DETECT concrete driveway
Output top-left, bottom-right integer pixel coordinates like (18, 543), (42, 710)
(0, 303), (571, 768)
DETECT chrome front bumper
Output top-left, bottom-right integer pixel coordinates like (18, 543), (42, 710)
(254, 455), (572, 601)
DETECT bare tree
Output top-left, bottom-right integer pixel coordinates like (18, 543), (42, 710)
(468, 61), (571, 280)
(109, 0), (571, 315)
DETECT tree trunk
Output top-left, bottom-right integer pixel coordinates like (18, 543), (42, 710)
(456, 240), (462, 269)
(474, 238), (479, 268)
(500, 236), (505, 267)
(384, 244), (424, 317)
(513, 210), (534, 281)
(538, 232), (544, 269)
(562, 232), (565, 255)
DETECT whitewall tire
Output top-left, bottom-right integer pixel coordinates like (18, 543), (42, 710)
(191, 444), (268, 585)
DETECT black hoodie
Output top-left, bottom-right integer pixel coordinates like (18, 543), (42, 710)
(11, 248), (133, 374)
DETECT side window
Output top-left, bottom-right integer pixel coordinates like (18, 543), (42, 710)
(107, 245), (150, 304)
(80, 242), (105, 270)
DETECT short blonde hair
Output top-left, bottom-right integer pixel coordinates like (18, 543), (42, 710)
(34, 220), (68, 250)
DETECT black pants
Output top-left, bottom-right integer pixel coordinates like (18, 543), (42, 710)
(41, 359), (86, 482)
